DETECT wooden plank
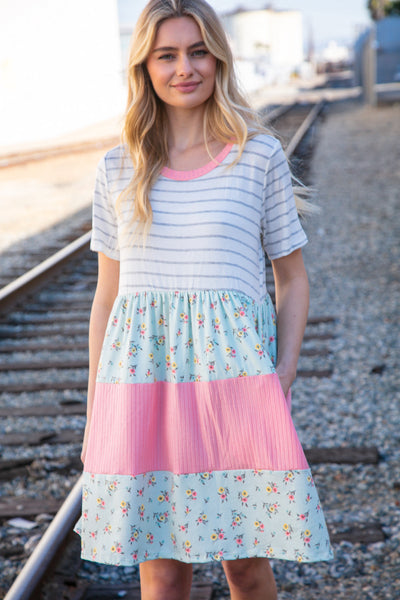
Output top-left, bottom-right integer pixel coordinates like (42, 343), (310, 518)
(0, 402), (86, 418)
(1, 314), (89, 326)
(84, 583), (213, 600)
(0, 458), (34, 470)
(40, 534), (89, 600)
(0, 466), (31, 480)
(0, 341), (88, 353)
(297, 368), (333, 378)
(305, 446), (380, 465)
(2, 429), (83, 446)
(0, 458), (33, 480)
(0, 380), (87, 393)
(190, 584), (213, 600)
(329, 523), (385, 544)
(303, 332), (335, 341)
(0, 497), (63, 519)
(20, 301), (92, 313)
(0, 542), (25, 558)
(300, 348), (331, 357)
(0, 455), (82, 481)
(41, 582), (89, 600)
(0, 359), (89, 372)
(83, 585), (144, 600)
(0, 325), (88, 340)
(307, 316), (337, 325)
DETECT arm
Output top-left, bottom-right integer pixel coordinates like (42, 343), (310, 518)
(271, 248), (309, 398)
(81, 252), (120, 464)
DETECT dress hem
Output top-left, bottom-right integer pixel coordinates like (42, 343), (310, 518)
(76, 539), (334, 566)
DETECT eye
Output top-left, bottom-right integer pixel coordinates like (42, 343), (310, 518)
(192, 49), (208, 57)
(158, 53), (175, 61)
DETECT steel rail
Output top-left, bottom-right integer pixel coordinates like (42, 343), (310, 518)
(261, 102), (296, 123)
(3, 102), (323, 599)
(0, 137), (119, 169)
(4, 475), (83, 600)
(0, 230), (91, 316)
(285, 101), (324, 159)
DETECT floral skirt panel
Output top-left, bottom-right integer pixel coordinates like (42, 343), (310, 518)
(95, 289), (278, 384)
(75, 468), (332, 565)
(74, 290), (333, 564)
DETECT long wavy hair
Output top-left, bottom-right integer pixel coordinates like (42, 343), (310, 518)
(118, 0), (309, 239)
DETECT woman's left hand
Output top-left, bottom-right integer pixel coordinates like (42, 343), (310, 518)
(271, 249), (309, 401)
(275, 366), (295, 399)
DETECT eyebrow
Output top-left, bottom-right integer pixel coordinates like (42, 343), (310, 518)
(152, 41), (206, 53)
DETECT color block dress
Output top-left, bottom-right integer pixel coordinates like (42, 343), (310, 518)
(74, 134), (333, 565)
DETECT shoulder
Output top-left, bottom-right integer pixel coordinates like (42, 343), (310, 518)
(241, 134), (282, 166)
(98, 144), (132, 183)
(102, 144), (129, 169)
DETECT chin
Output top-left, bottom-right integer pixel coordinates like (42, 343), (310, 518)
(169, 93), (213, 111)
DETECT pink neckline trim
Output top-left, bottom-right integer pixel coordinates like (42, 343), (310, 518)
(161, 143), (234, 181)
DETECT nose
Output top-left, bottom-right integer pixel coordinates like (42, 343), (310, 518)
(176, 53), (193, 77)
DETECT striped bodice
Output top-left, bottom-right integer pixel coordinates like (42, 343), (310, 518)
(90, 134), (307, 302)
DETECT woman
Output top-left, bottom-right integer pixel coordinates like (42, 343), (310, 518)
(75, 1), (333, 598)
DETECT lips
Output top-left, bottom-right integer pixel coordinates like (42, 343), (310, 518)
(173, 82), (200, 92)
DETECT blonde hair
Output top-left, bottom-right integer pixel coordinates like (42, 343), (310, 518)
(119, 0), (310, 239)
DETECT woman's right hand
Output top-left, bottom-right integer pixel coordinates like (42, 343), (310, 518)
(81, 252), (119, 465)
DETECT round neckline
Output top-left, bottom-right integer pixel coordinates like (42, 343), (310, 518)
(161, 143), (234, 181)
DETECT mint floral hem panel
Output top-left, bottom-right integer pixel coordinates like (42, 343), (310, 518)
(74, 468), (333, 566)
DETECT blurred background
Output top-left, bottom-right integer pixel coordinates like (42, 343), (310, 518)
(1, 0), (399, 153)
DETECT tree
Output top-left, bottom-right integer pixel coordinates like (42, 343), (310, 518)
(387, 0), (400, 14)
(368, 0), (400, 19)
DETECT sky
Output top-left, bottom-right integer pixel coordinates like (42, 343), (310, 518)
(118, 0), (372, 50)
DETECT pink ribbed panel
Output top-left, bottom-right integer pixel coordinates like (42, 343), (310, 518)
(84, 374), (308, 475)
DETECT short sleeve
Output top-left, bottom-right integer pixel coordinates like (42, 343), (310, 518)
(261, 140), (307, 260)
(90, 156), (120, 260)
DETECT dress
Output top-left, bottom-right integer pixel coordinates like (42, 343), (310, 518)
(74, 134), (333, 565)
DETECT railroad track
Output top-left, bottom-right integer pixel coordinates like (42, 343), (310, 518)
(1, 102), (383, 600)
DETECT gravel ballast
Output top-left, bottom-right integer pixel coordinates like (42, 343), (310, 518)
(278, 99), (400, 599)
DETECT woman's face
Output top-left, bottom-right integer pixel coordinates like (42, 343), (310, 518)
(146, 16), (217, 112)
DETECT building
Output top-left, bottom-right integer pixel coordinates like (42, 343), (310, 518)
(354, 16), (400, 86)
(376, 16), (400, 83)
(0, 0), (125, 150)
(221, 8), (304, 90)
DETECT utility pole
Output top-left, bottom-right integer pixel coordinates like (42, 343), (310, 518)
(363, 27), (377, 106)
(369, 0), (387, 20)
(376, 0), (386, 19)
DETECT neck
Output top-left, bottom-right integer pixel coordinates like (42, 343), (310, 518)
(165, 105), (207, 152)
